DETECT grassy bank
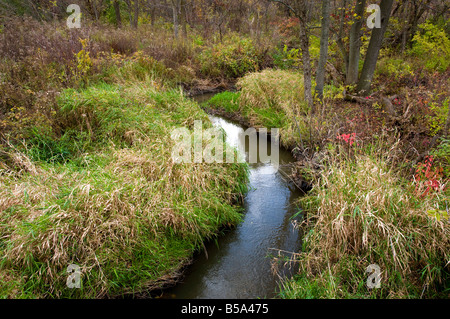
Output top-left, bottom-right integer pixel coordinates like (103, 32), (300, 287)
(279, 142), (449, 298)
(0, 80), (248, 298)
(274, 20), (450, 299)
(1, 9), (449, 300)
(0, 16), (268, 299)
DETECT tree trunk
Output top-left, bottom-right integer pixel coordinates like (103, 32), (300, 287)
(271, 0), (313, 109)
(132, 0), (139, 29)
(398, 0), (429, 50)
(346, 0), (366, 85)
(336, 0), (349, 75)
(87, 0), (99, 21)
(172, 0), (180, 38)
(356, 0), (394, 95)
(401, 2), (409, 52)
(124, 0), (133, 25)
(180, 0), (188, 38)
(299, 18), (313, 111)
(114, 0), (122, 28)
(315, 0), (331, 100)
(150, 6), (156, 26)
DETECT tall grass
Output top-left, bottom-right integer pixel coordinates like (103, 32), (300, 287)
(0, 17), (276, 143)
(202, 91), (241, 114)
(0, 82), (248, 298)
(280, 142), (450, 298)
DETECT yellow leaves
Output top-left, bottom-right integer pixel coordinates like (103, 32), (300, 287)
(74, 38), (92, 83)
(427, 209), (449, 223)
(79, 38), (89, 49)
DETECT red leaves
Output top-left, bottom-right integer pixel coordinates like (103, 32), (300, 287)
(414, 155), (445, 197)
(337, 132), (357, 146)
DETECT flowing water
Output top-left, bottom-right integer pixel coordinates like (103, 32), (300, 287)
(162, 94), (303, 299)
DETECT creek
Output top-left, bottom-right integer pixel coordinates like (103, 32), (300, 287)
(162, 93), (303, 298)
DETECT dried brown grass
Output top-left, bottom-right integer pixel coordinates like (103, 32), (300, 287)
(289, 144), (450, 298)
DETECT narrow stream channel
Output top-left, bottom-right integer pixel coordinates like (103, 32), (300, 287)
(162, 94), (303, 299)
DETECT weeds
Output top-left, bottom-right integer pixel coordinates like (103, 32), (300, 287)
(198, 33), (261, 78)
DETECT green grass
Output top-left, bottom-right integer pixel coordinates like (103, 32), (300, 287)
(197, 33), (261, 78)
(0, 81), (249, 298)
(202, 91), (241, 114)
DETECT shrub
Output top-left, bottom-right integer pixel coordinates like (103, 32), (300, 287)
(409, 22), (450, 73)
(0, 57), (62, 141)
(109, 34), (138, 55)
(271, 35), (320, 71)
(198, 33), (260, 78)
(271, 45), (301, 70)
(431, 138), (450, 178)
(275, 17), (300, 46)
(74, 38), (93, 86)
(428, 97), (449, 136)
(95, 51), (174, 87)
(377, 57), (414, 79)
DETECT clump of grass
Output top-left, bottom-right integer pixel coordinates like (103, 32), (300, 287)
(201, 69), (311, 150)
(197, 33), (261, 78)
(0, 82), (248, 298)
(281, 142), (450, 298)
(236, 69), (308, 149)
(202, 91), (241, 114)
